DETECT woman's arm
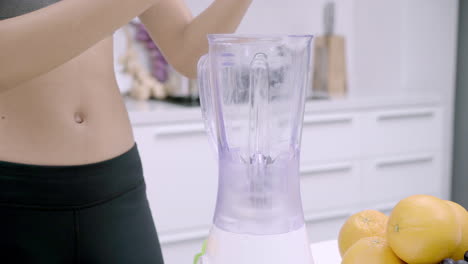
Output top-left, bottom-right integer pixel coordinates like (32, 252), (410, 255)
(0, 0), (158, 91)
(139, 0), (252, 79)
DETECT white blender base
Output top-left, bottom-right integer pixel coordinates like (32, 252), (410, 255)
(200, 225), (315, 264)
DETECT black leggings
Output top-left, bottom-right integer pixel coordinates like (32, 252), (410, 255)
(0, 143), (164, 264)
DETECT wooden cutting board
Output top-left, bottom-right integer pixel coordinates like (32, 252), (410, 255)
(312, 35), (347, 98)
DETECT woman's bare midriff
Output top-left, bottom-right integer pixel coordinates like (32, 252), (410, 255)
(0, 36), (136, 165)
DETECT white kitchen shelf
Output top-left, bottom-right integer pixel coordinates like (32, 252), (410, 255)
(125, 93), (441, 126)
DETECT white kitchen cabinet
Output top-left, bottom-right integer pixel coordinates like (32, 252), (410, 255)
(127, 95), (447, 264)
(306, 216), (348, 244)
(300, 161), (360, 215)
(301, 113), (360, 163)
(133, 123), (218, 235)
(126, 94), (450, 264)
(361, 152), (442, 206)
(360, 107), (443, 157)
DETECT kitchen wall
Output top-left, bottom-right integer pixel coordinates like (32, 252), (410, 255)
(185, 0), (352, 35)
(353, 0), (458, 97)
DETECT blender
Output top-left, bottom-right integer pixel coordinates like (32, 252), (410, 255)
(197, 34), (314, 264)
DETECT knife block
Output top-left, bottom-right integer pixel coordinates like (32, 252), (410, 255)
(312, 35), (347, 98)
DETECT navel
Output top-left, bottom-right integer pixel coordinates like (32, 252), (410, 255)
(74, 112), (85, 124)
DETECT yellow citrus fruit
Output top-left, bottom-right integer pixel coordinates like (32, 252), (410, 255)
(446, 200), (468, 260)
(341, 236), (405, 264)
(387, 195), (459, 264)
(338, 210), (388, 256)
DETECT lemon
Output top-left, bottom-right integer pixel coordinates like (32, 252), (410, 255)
(338, 209), (388, 256)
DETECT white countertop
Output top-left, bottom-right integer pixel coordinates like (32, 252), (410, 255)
(125, 93), (441, 126)
(311, 240), (341, 264)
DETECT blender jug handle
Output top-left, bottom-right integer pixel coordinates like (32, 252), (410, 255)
(198, 54), (218, 153)
(248, 53), (270, 160)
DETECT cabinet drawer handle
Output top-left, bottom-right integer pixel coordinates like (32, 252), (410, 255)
(377, 110), (434, 121)
(376, 155), (434, 168)
(301, 163), (353, 176)
(303, 115), (353, 126)
(153, 124), (207, 138)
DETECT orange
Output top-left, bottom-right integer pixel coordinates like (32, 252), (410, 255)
(341, 236), (404, 264)
(446, 200), (468, 260)
(387, 195), (459, 264)
(338, 210), (388, 256)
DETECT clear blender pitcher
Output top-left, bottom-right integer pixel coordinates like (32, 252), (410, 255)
(198, 34), (314, 264)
